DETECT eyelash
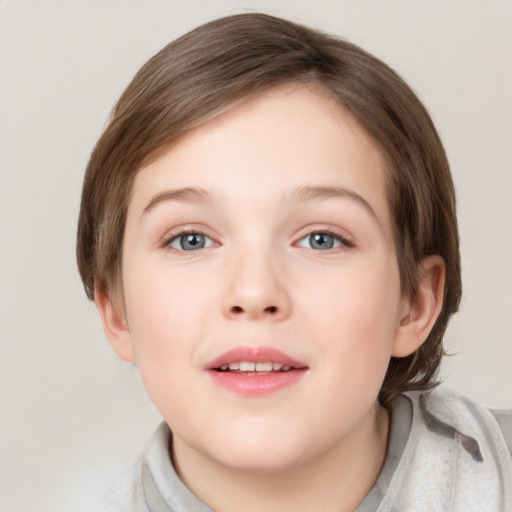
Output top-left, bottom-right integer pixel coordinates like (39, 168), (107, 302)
(162, 228), (353, 253)
(163, 230), (216, 252)
(296, 229), (354, 252)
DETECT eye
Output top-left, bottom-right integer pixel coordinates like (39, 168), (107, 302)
(167, 232), (215, 251)
(297, 231), (349, 251)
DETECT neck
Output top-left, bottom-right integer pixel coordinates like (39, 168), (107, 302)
(171, 402), (389, 512)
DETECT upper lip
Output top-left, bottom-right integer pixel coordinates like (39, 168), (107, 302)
(205, 346), (308, 370)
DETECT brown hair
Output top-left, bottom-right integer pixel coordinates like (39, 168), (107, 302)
(77, 13), (461, 406)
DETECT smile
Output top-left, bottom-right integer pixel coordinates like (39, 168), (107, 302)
(217, 362), (292, 372)
(206, 346), (308, 396)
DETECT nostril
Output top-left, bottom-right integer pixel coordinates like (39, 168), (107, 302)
(228, 305), (279, 316)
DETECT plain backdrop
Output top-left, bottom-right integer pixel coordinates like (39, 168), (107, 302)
(1, 1), (511, 510)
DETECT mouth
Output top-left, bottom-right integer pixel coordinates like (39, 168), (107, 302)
(215, 361), (295, 373)
(205, 346), (308, 396)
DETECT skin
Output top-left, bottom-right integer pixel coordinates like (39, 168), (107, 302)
(96, 85), (445, 511)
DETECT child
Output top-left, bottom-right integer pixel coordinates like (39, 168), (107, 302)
(76, 13), (511, 511)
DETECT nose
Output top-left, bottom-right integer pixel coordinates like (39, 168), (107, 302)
(221, 250), (292, 321)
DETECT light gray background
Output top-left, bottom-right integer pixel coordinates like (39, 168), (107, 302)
(1, 1), (511, 510)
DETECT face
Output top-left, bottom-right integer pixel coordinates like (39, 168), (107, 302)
(117, 86), (407, 473)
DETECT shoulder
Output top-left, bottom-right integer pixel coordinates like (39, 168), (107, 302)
(378, 387), (512, 512)
(409, 387), (512, 456)
(406, 387), (512, 459)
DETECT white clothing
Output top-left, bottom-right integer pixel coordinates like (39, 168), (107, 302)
(59, 387), (512, 511)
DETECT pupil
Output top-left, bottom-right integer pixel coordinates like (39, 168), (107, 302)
(181, 234), (205, 250)
(310, 233), (334, 250)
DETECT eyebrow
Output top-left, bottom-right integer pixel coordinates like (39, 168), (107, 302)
(143, 187), (211, 214)
(142, 184), (381, 228)
(290, 185), (380, 223)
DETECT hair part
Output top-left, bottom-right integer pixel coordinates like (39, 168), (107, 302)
(77, 12), (461, 406)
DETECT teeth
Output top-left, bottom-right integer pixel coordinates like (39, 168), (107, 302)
(255, 362), (273, 372)
(219, 361), (292, 372)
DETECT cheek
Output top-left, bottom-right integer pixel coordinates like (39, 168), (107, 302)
(122, 263), (211, 372)
(303, 257), (401, 376)
(121, 270), (211, 418)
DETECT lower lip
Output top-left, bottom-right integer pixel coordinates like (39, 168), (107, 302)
(207, 369), (307, 396)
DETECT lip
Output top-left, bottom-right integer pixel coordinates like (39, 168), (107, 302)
(205, 346), (308, 397)
(205, 346), (307, 370)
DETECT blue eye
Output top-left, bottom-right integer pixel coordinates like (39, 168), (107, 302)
(298, 232), (346, 250)
(168, 232), (214, 251)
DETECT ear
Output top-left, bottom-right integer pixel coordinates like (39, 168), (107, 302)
(94, 283), (136, 362)
(392, 255), (446, 357)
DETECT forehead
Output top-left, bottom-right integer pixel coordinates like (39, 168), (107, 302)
(128, 85), (392, 236)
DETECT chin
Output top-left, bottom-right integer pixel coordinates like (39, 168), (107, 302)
(216, 446), (307, 474)
(200, 421), (314, 473)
